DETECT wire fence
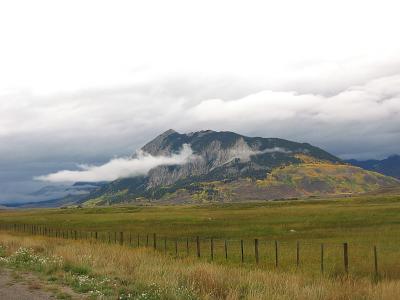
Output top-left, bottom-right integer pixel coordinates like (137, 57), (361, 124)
(1, 223), (399, 279)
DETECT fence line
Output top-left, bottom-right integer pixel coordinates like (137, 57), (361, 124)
(0, 223), (391, 278)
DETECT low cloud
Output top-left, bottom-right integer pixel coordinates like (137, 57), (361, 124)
(35, 143), (293, 183)
(257, 147), (292, 155)
(35, 144), (196, 183)
(229, 145), (291, 163)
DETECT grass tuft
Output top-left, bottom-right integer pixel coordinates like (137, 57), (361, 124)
(1, 233), (400, 299)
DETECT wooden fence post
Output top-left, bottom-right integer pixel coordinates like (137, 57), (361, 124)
(374, 245), (378, 277)
(186, 238), (189, 256)
(153, 233), (157, 250)
(146, 234), (149, 247)
(95, 232), (98, 240)
(321, 243), (324, 274)
(224, 240), (228, 260)
(119, 232), (123, 245)
(175, 239), (178, 257)
(343, 243), (349, 273)
(255, 239), (259, 264)
(240, 240), (244, 263)
(210, 238), (214, 261)
(137, 234), (140, 247)
(275, 240), (278, 268)
(196, 236), (201, 258)
(296, 241), (300, 267)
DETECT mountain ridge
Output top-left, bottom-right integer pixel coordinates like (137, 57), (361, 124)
(345, 155), (400, 179)
(10, 130), (397, 208)
(80, 130), (398, 206)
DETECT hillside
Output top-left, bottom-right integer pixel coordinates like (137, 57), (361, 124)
(346, 155), (400, 179)
(255, 160), (399, 197)
(137, 157), (399, 204)
(81, 130), (399, 206)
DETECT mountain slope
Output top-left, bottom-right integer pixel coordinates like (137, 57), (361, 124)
(82, 130), (399, 206)
(346, 155), (400, 179)
(157, 161), (398, 204)
(142, 129), (340, 188)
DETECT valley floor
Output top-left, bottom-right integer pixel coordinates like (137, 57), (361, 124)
(1, 233), (400, 299)
(1, 193), (400, 298)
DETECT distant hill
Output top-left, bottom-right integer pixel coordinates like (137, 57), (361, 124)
(345, 155), (400, 179)
(5, 182), (106, 208)
(81, 130), (399, 206)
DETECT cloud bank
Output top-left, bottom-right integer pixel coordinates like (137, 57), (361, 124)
(36, 144), (294, 183)
(1, 0), (400, 201)
(35, 144), (195, 182)
(2, 73), (400, 164)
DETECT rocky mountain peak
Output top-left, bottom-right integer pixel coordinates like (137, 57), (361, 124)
(137, 129), (342, 189)
(81, 130), (400, 206)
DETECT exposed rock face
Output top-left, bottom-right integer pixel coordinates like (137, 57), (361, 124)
(140, 129), (340, 189)
(140, 129), (179, 156)
(82, 130), (400, 206)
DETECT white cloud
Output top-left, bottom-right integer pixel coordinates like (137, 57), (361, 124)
(1, 0), (400, 200)
(227, 140), (292, 163)
(35, 144), (196, 182)
(1, 0), (400, 95)
(1, 74), (400, 164)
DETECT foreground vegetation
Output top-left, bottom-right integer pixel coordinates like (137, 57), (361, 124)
(1, 232), (400, 299)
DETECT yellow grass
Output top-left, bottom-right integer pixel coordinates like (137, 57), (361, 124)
(1, 232), (400, 299)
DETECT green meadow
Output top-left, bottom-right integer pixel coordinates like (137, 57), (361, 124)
(0, 195), (400, 242)
(1, 194), (400, 241)
(2, 193), (400, 277)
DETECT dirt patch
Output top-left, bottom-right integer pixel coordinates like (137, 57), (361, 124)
(0, 267), (84, 299)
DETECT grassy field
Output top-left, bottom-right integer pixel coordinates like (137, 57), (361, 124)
(1, 232), (400, 299)
(1, 193), (400, 279)
(1, 193), (400, 241)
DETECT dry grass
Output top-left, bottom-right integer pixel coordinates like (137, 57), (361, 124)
(1, 233), (400, 299)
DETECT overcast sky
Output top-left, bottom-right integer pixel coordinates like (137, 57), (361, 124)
(1, 0), (400, 202)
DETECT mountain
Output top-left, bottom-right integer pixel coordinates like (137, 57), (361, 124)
(345, 155), (400, 179)
(82, 130), (399, 206)
(5, 182), (105, 208)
